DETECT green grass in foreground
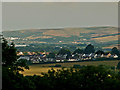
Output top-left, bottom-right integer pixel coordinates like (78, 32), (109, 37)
(21, 60), (120, 76)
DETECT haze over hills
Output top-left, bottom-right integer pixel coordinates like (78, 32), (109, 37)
(3, 26), (118, 51)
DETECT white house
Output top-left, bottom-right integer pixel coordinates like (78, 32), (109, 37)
(114, 55), (118, 58)
(18, 56), (30, 61)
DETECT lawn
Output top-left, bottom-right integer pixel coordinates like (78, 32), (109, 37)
(21, 60), (120, 76)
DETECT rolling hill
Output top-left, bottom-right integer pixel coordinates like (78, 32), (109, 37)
(3, 26), (119, 51)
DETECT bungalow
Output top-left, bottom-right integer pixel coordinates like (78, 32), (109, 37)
(94, 54), (98, 58)
(56, 57), (64, 62)
(110, 54), (118, 58)
(82, 54), (91, 60)
(18, 55), (30, 61)
(32, 59), (40, 63)
(114, 55), (118, 58)
(46, 58), (55, 62)
(17, 51), (24, 56)
(107, 53), (112, 58)
(101, 54), (104, 57)
(68, 58), (78, 61)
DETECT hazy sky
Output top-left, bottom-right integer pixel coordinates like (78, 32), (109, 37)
(2, 2), (118, 31)
(2, 0), (119, 2)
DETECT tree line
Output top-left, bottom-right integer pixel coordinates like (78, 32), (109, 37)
(47, 44), (120, 59)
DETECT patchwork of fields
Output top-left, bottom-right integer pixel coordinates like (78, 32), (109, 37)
(3, 26), (118, 51)
(22, 60), (120, 76)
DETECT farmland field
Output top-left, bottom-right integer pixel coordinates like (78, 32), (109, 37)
(21, 60), (120, 76)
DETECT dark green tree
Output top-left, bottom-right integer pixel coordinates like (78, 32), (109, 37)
(2, 39), (17, 66)
(57, 48), (71, 59)
(117, 62), (120, 70)
(117, 62), (120, 75)
(111, 47), (119, 56)
(47, 52), (55, 58)
(58, 48), (71, 55)
(73, 48), (83, 54)
(2, 38), (29, 72)
(95, 50), (104, 55)
(84, 44), (95, 54)
(2, 38), (34, 89)
(38, 65), (120, 89)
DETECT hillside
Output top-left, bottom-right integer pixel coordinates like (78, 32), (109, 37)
(3, 26), (118, 51)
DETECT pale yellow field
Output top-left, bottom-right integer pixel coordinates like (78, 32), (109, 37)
(21, 60), (120, 76)
(21, 67), (61, 76)
(92, 35), (118, 42)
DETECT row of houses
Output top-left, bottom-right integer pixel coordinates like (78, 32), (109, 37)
(17, 51), (49, 56)
(57, 53), (119, 61)
(17, 51), (119, 63)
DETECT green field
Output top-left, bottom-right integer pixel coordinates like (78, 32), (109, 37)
(21, 60), (120, 76)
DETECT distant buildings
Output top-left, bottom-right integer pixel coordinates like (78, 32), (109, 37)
(15, 45), (27, 47)
(17, 51), (119, 64)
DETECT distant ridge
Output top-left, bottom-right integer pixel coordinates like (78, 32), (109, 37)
(3, 26), (117, 31)
(3, 26), (118, 49)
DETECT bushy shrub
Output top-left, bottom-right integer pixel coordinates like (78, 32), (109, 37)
(54, 64), (61, 67)
(73, 64), (81, 68)
(3, 65), (120, 89)
(49, 64), (62, 67)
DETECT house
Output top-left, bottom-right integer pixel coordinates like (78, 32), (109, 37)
(56, 60), (61, 62)
(56, 57), (64, 62)
(18, 55), (30, 60)
(110, 54), (118, 58)
(68, 58), (78, 61)
(32, 59), (40, 63)
(27, 52), (33, 55)
(17, 51), (24, 56)
(57, 54), (67, 59)
(82, 54), (92, 60)
(101, 54), (104, 57)
(114, 55), (118, 58)
(94, 54), (98, 58)
(46, 58), (55, 62)
(106, 53), (111, 58)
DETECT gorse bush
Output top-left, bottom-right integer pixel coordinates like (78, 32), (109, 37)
(73, 64), (84, 69)
(54, 64), (62, 67)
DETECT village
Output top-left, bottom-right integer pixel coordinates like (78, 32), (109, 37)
(17, 50), (119, 64)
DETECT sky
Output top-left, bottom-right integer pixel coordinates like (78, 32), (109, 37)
(2, 2), (118, 31)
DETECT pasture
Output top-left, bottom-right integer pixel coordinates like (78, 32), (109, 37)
(21, 60), (120, 76)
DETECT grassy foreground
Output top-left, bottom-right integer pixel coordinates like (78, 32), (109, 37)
(21, 60), (120, 76)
